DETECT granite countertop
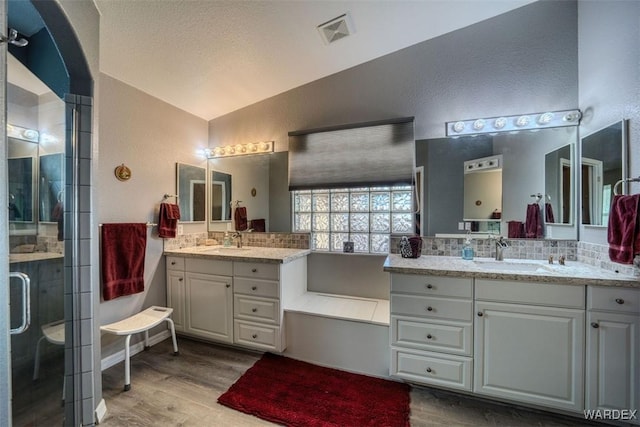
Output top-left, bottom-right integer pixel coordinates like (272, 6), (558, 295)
(164, 246), (311, 264)
(383, 254), (639, 288)
(9, 252), (64, 264)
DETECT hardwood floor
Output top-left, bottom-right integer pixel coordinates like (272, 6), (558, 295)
(101, 337), (599, 427)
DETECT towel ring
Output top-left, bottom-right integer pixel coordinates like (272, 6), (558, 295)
(614, 177), (640, 195)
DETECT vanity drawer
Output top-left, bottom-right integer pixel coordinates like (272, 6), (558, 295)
(185, 258), (233, 276)
(166, 256), (185, 271)
(391, 274), (472, 298)
(391, 316), (472, 356)
(234, 277), (279, 298)
(234, 320), (280, 351)
(234, 262), (279, 280)
(588, 286), (640, 314)
(391, 348), (472, 391)
(391, 295), (473, 322)
(475, 279), (585, 309)
(234, 295), (279, 324)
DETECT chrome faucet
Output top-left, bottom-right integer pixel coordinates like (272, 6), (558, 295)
(232, 232), (243, 248)
(495, 236), (508, 261)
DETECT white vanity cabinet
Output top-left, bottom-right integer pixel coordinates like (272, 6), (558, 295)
(586, 286), (639, 424)
(474, 279), (585, 413)
(390, 274), (474, 391)
(166, 256), (233, 343)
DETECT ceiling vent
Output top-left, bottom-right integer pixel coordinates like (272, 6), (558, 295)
(317, 13), (354, 45)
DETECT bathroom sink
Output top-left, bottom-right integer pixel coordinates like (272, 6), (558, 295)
(473, 260), (553, 273)
(205, 246), (251, 253)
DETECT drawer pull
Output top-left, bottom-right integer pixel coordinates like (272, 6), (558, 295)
(252, 308), (258, 313)
(591, 322), (599, 329)
(426, 367), (432, 373)
(426, 284), (433, 289)
(226, 284), (231, 288)
(426, 334), (433, 340)
(615, 298), (625, 305)
(252, 268), (258, 273)
(178, 278), (183, 282)
(252, 334), (258, 339)
(251, 286), (258, 291)
(171, 261), (176, 265)
(426, 306), (433, 312)
(477, 312), (483, 317)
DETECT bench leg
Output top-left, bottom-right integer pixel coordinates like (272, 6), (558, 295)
(144, 330), (150, 350)
(124, 334), (132, 391)
(33, 335), (46, 380)
(165, 318), (179, 355)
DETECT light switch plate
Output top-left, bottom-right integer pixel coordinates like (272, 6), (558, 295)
(177, 224), (184, 235)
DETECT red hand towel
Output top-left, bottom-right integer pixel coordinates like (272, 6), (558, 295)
(101, 223), (147, 301)
(158, 203), (180, 238)
(235, 206), (248, 231)
(508, 221), (523, 238)
(608, 194), (640, 264)
(250, 218), (265, 232)
(545, 202), (555, 223)
(525, 204), (543, 238)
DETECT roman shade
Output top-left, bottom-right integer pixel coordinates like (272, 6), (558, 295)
(288, 117), (415, 190)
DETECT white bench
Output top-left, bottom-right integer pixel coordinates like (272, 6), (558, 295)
(100, 306), (178, 391)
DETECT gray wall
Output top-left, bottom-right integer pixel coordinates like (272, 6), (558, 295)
(578, 0), (640, 244)
(208, 1), (578, 148)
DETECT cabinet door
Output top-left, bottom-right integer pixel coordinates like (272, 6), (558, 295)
(166, 270), (186, 332)
(185, 272), (233, 343)
(586, 311), (639, 421)
(474, 301), (585, 412)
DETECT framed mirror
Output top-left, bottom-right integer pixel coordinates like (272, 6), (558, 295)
(211, 170), (232, 221)
(581, 120), (627, 227)
(544, 144), (573, 224)
(416, 126), (578, 239)
(8, 137), (38, 223)
(177, 163), (206, 222)
(39, 153), (64, 222)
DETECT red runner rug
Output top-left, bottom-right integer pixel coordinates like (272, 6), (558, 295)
(218, 353), (411, 426)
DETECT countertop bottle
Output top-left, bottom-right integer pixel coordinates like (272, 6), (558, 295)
(462, 233), (474, 260)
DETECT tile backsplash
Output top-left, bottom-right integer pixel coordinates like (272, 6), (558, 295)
(577, 241), (639, 277)
(162, 231), (310, 250)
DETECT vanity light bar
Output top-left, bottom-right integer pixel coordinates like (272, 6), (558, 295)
(7, 124), (39, 143)
(445, 109), (581, 137)
(205, 141), (274, 159)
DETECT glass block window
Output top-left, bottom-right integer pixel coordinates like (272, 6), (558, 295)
(292, 186), (413, 254)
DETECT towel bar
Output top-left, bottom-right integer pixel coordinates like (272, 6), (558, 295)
(100, 306), (178, 391)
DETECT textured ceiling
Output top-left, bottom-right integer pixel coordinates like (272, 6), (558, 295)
(96, 0), (534, 121)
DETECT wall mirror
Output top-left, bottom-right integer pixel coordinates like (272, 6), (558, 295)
(39, 153), (64, 222)
(581, 120), (627, 227)
(177, 163), (206, 222)
(211, 170), (232, 221)
(8, 136), (38, 224)
(208, 152), (289, 232)
(544, 144), (573, 225)
(416, 126), (578, 239)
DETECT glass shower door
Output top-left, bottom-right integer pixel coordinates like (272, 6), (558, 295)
(7, 52), (67, 426)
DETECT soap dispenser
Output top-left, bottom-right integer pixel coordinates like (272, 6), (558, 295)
(462, 232), (474, 260)
(223, 231), (231, 247)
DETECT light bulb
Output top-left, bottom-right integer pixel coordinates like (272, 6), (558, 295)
(472, 119), (485, 131)
(236, 144), (245, 153)
(452, 121), (465, 133)
(493, 117), (507, 129)
(248, 143), (257, 152)
(515, 116), (530, 127)
(262, 142), (271, 151)
(227, 146), (235, 155)
(537, 112), (554, 124)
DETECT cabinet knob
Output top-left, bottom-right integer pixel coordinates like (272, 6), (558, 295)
(226, 284), (231, 288)
(178, 278), (183, 282)
(426, 367), (432, 373)
(426, 334), (433, 340)
(615, 298), (625, 305)
(426, 284), (433, 289)
(252, 308), (257, 313)
(252, 268), (257, 273)
(591, 322), (599, 329)
(477, 312), (483, 317)
(251, 286), (257, 291)
(171, 261), (176, 265)
(252, 334), (258, 339)
(426, 306), (433, 312)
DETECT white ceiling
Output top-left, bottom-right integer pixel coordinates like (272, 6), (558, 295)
(95, 0), (534, 121)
